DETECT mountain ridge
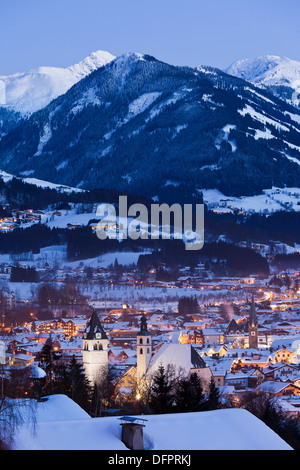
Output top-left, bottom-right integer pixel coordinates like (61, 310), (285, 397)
(225, 54), (300, 87)
(225, 55), (300, 107)
(0, 50), (115, 114)
(0, 52), (299, 203)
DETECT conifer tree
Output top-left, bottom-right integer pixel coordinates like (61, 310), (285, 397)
(189, 372), (205, 410)
(68, 355), (92, 412)
(149, 364), (174, 414)
(174, 378), (195, 412)
(90, 366), (117, 417)
(175, 373), (205, 412)
(207, 377), (220, 410)
(37, 336), (61, 392)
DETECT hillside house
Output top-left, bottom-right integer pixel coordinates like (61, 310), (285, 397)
(270, 348), (297, 364)
(256, 381), (300, 397)
(224, 368), (265, 390)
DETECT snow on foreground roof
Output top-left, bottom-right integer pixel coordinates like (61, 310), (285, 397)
(10, 395), (291, 450)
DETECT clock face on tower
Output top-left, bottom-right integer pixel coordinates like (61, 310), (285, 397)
(95, 333), (101, 339)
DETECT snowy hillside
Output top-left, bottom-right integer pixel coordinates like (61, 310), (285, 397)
(201, 186), (300, 214)
(10, 394), (291, 450)
(0, 50), (115, 114)
(0, 169), (83, 193)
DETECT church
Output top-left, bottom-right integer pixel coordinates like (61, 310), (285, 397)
(114, 313), (212, 399)
(82, 310), (211, 397)
(224, 294), (261, 349)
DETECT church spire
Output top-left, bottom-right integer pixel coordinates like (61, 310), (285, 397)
(137, 314), (152, 378)
(248, 294), (258, 349)
(84, 309), (108, 340)
(249, 294), (257, 327)
(138, 314), (151, 336)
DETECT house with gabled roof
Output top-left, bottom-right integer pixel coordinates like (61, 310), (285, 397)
(256, 380), (300, 397)
(269, 347), (297, 365)
(204, 356), (234, 387)
(263, 363), (300, 381)
(201, 328), (225, 347)
(224, 368), (265, 390)
(287, 374), (300, 388)
(224, 318), (246, 346)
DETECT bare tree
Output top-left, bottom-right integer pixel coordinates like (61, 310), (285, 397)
(0, 368), (37, 449)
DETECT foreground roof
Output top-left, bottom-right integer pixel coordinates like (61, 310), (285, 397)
(10, 395), (291, 450)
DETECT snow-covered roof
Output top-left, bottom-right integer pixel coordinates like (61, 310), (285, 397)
(146, 343), (206, 378)
(10, 395), (291, 450)
(256, 380), (300, 393)
(31, 365), (46, 379)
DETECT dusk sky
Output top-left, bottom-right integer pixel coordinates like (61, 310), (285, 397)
(1, 0), (299, 75)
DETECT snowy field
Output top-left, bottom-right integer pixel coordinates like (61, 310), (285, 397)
(0, 244), (251, 308)
(2, 278), (242, 309)
(201, 187), (300, 213)
(10, 394), (291, 450)
(0, 246), (144, 270)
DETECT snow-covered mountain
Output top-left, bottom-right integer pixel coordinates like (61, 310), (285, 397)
(225, 55), (300, 106)
(0, 50), (115, 115)
(0, 52), (299, 202)
(226, 55), (300, 87)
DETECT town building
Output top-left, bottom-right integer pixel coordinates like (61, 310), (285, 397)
(248, 295), (259, 349)
(82, 310), (109, 386)
(136, 314), (152, 379)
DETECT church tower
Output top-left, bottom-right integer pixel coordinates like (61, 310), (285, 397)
(136, 314), (152, 379)
(82, 309), (109, 386)
(248, 294), (258, 349)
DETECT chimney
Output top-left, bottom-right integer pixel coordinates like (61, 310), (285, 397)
(118, 416), (147, 450)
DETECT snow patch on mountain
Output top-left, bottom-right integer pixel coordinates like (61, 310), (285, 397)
(215, 124), (237, 151)
(284, 111), (300, 124)
(70, 87), (102, 115)
(126, 92), (162, 121)
(201, 93), (225, 108)
(34, 123), (52, 156)
(56, 160), (68, 171)
(244, 87), (276, 105)
(238, 104), (290, 132)
(102, 92), (162, 140)
(148, 90), (187, 120)
(281, 152), (300, 166)
(253, 127), (275, 140)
